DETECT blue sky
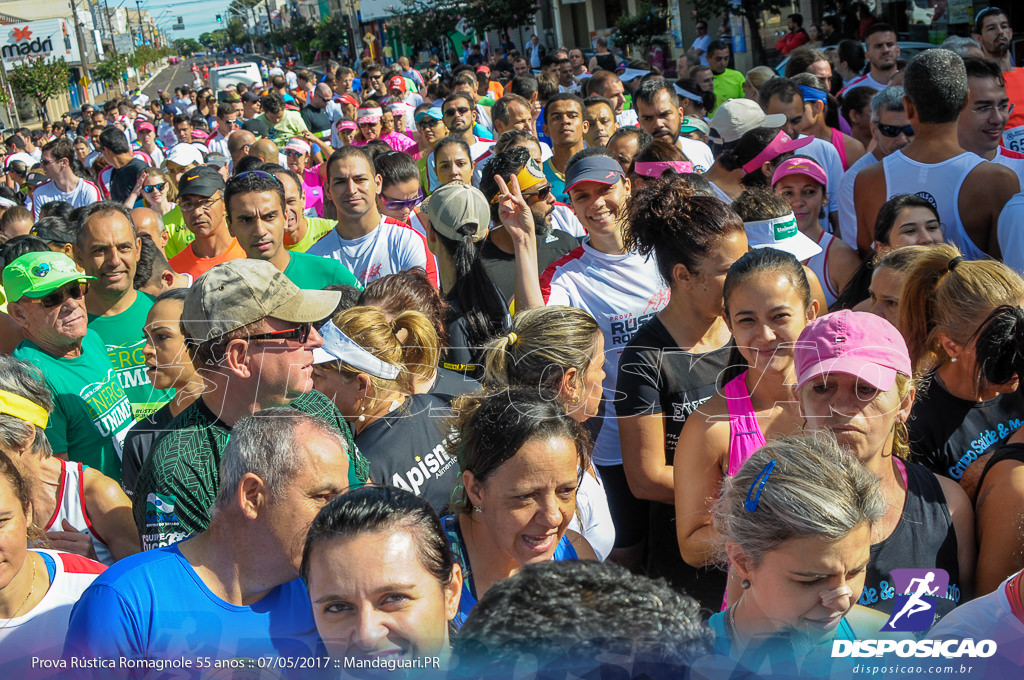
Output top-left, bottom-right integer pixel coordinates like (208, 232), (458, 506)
(145, 0), (235, 41)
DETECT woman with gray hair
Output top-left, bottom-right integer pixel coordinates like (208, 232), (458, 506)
(0, 356), (139, 564)
(710, 433), (899, 676)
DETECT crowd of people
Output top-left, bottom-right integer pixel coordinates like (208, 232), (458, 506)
(0, 8), (1023, 678)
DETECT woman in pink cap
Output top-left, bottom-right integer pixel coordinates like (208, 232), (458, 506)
(773, 156), (860, 308)
(795, 310), (974, 617)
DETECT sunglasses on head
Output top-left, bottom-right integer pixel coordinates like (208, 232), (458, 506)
(383, 191), (424, 211)
(30, 281), (88, 309)
(445, 106), (471, 116)
(876, 123), (914, 138)
(143, 183), (167, 193)
(246, 322), (312, 344)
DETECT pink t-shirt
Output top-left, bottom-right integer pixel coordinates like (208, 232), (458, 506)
(302, 166), (325, 217)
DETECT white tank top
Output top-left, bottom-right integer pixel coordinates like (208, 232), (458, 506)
(45, 459), (114, 565)
(882, 151), (987, 259)
(567, 466), (615, 561)
(805, 231), (840, 308)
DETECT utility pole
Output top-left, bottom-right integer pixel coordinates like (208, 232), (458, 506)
(264, 0), (274, 34)
(69, 0), (92, 104)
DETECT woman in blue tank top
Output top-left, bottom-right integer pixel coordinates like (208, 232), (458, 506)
(710, 434), (903, 678)
(440, 388), (597, 627)
(795, 310), (974, 617)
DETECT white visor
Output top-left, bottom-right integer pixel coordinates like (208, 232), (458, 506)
(312, 321), (401, 380)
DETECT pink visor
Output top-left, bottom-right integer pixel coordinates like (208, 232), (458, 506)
(772, 157), (828, 190)
(336, 120), (357, 131)
(356, 107), (383, 124)
(633, 160), (694, 178)
(741, 131), (814, 175)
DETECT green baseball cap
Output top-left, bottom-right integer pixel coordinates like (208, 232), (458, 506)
(1, 252), (95, 305)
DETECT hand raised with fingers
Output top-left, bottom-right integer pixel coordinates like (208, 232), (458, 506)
(495, 173), (536, 248)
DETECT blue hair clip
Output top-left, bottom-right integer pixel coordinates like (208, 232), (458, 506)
(744, 460), (777, 512)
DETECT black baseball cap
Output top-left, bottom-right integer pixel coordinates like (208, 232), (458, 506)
(178, 165), (226, 197)
(241, 92), (260, 103)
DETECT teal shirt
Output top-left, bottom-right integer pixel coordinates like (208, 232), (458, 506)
(282, 251), (362, 290)
(14, 330), (135, 481)
(543, 159), (568, 203)
(88, 291), (174, 421)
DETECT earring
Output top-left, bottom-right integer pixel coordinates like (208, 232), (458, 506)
(741, 579), (751, 589)
(473, 507), (483, 514)
(357, 404), (366, 423)
(950, 357), (957, 363)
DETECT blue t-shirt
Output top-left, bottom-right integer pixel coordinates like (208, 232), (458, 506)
(543, 159), (568, 203)
(63, 541), (319, 675)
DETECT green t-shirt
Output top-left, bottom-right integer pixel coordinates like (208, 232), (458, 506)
(162, 205), (194, 260)
(133, 390), (369, 549)
(262, 110), (310, 149)
(286, 216), (336, 253)
(713, 68), (746, 112)
(282, 251), (361, 290)
(13, 330), (135, 481)
(88, 292), (174, 421)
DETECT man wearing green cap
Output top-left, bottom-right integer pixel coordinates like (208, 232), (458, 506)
(4, 251), (135, 482)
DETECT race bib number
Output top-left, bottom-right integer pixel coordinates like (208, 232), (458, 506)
(1004, 125), (1024, 152)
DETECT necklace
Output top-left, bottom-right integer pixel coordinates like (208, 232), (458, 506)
(0, 558), (36, 628)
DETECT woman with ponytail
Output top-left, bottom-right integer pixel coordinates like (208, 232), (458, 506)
(312, 306), (460, 514)
(968, 305), (1024, 593)
(423, 182), (509, 379)
(899, 244), (1024, 500)
(483, 306), (613, 560)
(615, 175), (747, 606)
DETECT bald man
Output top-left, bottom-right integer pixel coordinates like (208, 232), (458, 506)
(301, 83), (334, 138)
(132, 207), (169, 250)
(249, 138), (282, 164)
(228, 130), (256, 170)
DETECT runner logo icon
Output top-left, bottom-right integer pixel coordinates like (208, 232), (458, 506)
(883, 568), (949, 632)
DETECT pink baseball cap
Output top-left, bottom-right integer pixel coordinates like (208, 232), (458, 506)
(134, 120), (156, 133)
(772, 157), (828, 190)
(795, 310), (912, 392)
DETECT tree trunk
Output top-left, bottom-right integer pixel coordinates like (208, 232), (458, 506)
(742, 2), (767, 68)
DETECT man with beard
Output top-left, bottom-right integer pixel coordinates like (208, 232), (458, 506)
(973, 7), (1014, 72)
(478, 147), (577, 302)
(632, 79), (715, 173)
(442, 92), (495, 169)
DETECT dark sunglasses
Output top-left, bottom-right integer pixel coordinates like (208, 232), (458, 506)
(32, 281), (88, 309)
(143, 183), (167, 193)
(247, 322), (312, 344)
(416, 118), (442, 129)
(382, 191), (424, 211)
(524, 186), (552, 201)
(444, 106), (471, 116)
(284, 150), (306, 158)
(876, 123), (914, 138)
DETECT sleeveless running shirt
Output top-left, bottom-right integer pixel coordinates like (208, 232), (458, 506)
(44, 459), (114, 565)
(805, 231), (840, 307)
(725, 370), (767, 475)
(882, 151), (986, 260)
(857, 459), (961, 617)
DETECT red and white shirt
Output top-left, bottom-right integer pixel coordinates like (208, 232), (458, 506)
(307, 214), (439, 287)
(0, 549), (105, 671)
(44, 459), (114, 565)
(540, 240), (669, 466)
(31, 178), (102, 218)
(994, 146), (1024, 180)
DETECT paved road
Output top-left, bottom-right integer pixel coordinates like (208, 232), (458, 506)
(141, 54), (266, 101)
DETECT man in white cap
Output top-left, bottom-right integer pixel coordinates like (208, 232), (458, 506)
(702, 98), (787, 202)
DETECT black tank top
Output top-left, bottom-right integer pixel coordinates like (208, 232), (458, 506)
(857, 460), (962, 617)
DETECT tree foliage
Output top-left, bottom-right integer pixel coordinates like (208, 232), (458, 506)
(174, 38), (203, 56)
(8, 57), (69, 119)
(614, 2), (668, 56)
(388, 0), (538, 52)
(92, 54), (131, 86)
(464, 0), (537, 36)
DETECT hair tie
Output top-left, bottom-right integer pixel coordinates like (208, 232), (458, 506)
(506, 332), (518, 347)
(948, 255), (965, 272)
(744, 459), (776, 512)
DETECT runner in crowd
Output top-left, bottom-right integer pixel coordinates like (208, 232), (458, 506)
(1, 36), (1023, 675)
